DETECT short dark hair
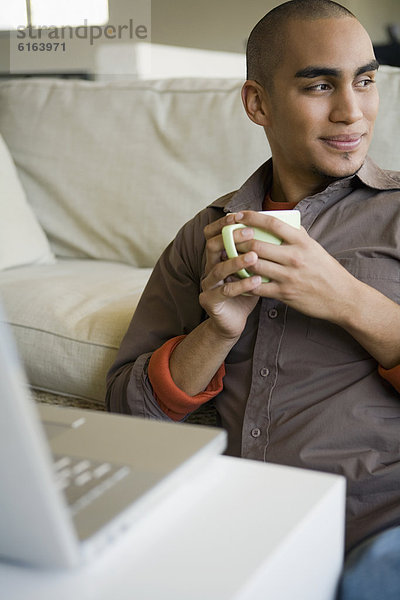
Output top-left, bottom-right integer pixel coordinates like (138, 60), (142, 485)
(246, 0), (356, 89)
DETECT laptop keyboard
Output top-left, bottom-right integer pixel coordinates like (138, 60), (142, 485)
(53, 455), (131, 516)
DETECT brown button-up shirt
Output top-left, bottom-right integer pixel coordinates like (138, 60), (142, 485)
(107, 157), (400, 551)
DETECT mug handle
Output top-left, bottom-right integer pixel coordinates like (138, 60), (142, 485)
(221, 224), (252, 279)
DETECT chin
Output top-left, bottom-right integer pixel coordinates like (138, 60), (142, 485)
(312, 154), (365, 181)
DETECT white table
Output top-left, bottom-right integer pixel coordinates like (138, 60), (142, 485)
(0, 455), (345, 600)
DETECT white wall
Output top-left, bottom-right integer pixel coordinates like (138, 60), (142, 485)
(0, 0), (399, 77)
(348, 0), (400, 43)
(150, 0), (399, 50)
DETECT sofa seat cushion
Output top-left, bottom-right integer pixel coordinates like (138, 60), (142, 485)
(0, 259), (151, 404)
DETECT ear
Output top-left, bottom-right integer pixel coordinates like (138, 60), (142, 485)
(241, 80), (270, 127)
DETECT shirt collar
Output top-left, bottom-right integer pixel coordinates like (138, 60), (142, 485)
(355, 155), (400, 190)
(210, 159), (273, 213)
(210, 156), (400, 214)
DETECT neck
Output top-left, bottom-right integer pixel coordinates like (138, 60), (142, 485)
(270, 164), (335, 204)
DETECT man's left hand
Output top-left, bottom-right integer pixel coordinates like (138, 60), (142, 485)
(232, 211), (356, 323)
(230, 211), (400, 369)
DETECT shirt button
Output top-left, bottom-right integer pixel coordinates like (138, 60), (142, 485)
(268, 308), (278, 319)
(260, 367), (269, 377)
(251, 428), (261, 438)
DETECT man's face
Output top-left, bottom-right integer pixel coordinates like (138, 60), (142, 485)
(263, 17), (379, 189)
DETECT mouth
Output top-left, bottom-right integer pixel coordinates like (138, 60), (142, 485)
(320, 134), (364, 152)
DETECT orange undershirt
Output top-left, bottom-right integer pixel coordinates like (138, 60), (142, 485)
(148, 336), (225, 421)
(148, 195), (400, 420)
(263, 197), (298, 211)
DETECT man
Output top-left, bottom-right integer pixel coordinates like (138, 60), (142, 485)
(107, 1), (400, 596)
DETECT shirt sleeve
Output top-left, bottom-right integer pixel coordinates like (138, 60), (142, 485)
(378, 364), (400, 393)
(148, 335), (225, 421)
(105, 206), (225, 419)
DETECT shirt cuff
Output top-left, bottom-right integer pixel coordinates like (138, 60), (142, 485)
(148, 335), (225, 421)
(378, 364), (400, 393)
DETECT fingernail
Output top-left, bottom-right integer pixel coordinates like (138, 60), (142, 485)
(236, 212), (244, 221)
(244, 252), (256, 263)
(241, 227), (253, 239)
(226, 213), (235, 224)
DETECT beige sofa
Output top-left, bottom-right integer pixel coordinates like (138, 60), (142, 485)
(0, 68), (399, 409)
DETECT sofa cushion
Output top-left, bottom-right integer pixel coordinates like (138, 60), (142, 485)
(0, 133), (55, 271)
(0, 77), (268, 268)
(0, 260), (151, 404)
(369, 66), (400, 172)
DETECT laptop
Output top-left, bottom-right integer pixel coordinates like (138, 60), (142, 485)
(0, 303), (226, 569)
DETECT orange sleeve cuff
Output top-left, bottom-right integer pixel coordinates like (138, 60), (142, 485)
(148, 335), (225, 421)
(378, 364), (400, 394)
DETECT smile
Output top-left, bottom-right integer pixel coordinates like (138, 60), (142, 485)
(320, 135), (363, 152)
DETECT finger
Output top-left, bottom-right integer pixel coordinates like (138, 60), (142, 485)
(202, 251), (258, 291)
(201, 274), (262, 303)
(249, 257), (287, 283)
(220, 275), (263, 297)
(235, 238), (295, 266)
(203, 212), (237, 241)
(207, 224), (255, 256)
(251, 278), (282, 299)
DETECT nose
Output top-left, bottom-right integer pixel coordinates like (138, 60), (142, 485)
(329, 87), (363, 124)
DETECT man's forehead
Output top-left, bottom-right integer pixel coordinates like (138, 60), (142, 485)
(278, 17), (375, 77)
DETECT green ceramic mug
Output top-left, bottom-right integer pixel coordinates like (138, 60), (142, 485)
(221, 210), (301, 282)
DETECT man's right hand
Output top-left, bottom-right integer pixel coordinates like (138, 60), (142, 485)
(200, 212), (262, 341)
(168, 212), (262, 397)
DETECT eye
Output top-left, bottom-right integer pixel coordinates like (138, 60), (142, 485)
(355, 77), (376, 88)
(305, 82), (332, 92)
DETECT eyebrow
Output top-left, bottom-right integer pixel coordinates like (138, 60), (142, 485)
(294, 59), (380, 79)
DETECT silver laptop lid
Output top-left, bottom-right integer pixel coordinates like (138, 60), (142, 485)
(0, 309), (80, 567)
